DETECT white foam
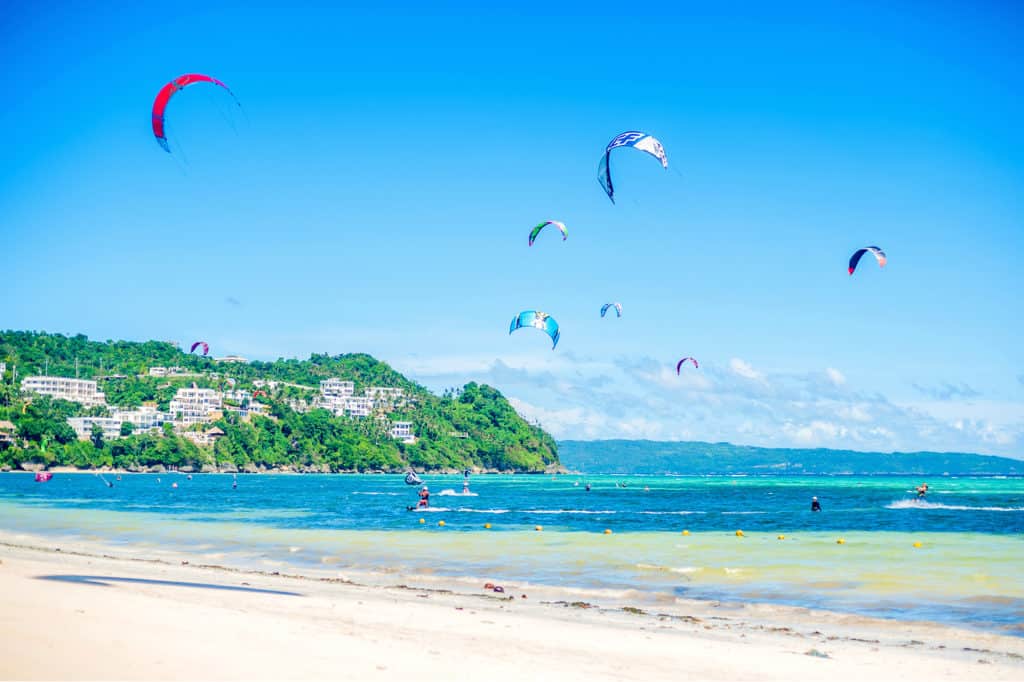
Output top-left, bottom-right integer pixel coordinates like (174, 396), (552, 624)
(886, 499), (1023, 512)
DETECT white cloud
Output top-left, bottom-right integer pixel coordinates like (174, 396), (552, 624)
(401, 350), (1024, 457)
(826, 367), (846, 386)
(729, 358), (763, 381)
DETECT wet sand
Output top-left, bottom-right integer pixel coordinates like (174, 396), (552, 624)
(1, 540), (1022, 681)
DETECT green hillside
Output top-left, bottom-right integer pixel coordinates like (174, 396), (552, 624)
(0, 331), (558, 473)
(558, 439), (1024, 475)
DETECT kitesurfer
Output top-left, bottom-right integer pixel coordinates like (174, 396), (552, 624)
(418, 486), (430, 508)
(916, 483), (928, 498)
(585, 483), (591, 492)
(462, 477), (470, 495)
(811, 496), (821, 512)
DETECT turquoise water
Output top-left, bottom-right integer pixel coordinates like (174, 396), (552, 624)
(2, 472), (1022, 634)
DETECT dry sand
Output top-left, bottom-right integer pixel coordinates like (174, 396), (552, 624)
(0, 541), (1021, 681)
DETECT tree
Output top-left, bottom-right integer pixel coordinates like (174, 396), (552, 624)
(90, 423), (104, 449)
(120, 421), (134, 437)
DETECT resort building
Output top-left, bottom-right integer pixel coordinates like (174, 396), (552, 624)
(390, 421), (415, 443)
(343, 396), (374, 418)
(0, 420), (16, 446)
(214, 355), (248, 364)
(148, 367), (167, 377)
(67, 406), (168, 441)
(366, 386), (406, 406)
(168, 386), (223, 426)
(320, 378), (354, 397)
(222, 389), (252, 404)
(21, 376), (106, 408)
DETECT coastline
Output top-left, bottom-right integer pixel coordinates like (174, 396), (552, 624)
(1, 536), (1022, 680)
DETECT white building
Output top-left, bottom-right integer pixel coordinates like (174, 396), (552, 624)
(343, 396), (374, 418)
(148, 367), (167, 377)
(168, 387), (223, 426)
(288, 398), (310, 414)
(390, 421), (415, 443)
(21, 376), (106, 408)
(0, 362), (6, 375)
(68, 406), (168, 441)
(222, 389), (252, 404)
(366, 387), (405, 403)
(253, 379), (279, 390)
(313, 394), (374, 418)
(320, 378), (354, 397)
(215, 355), (248, 364)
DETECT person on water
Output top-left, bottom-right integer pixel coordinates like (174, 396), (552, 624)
(418, 485), (430, 508)
(811, 496), (821, 512)
(462, 476), (470, 495)
(916, 483), (928, 498)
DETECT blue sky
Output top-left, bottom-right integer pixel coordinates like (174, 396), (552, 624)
(3, 1), (1022, 455)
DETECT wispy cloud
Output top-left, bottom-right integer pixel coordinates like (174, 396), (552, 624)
(225, 296), (242, 307)
(911, 382), (981, 401)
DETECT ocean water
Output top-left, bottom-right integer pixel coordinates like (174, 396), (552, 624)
(1, 472), (1022, 635)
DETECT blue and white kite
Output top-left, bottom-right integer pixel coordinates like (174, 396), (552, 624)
(509, 310), (560, 349)
(600, 302), (623, 318)
(598, 131), (668, 203)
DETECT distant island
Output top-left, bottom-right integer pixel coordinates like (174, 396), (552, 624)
(558, 440), (1024, 476)
(0, 331), (558, 473)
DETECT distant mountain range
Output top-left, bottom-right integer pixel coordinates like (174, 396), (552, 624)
(557, 440), (1024, 476)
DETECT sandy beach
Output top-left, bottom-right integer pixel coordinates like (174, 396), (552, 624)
(1, 540), (1022, 681)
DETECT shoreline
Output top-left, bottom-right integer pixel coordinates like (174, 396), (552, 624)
(1, 536), (1023, 680)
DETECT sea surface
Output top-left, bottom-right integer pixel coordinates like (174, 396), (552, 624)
(2, 472), (1022, 635)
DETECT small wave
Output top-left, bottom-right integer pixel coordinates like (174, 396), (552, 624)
(636, 563), (700, 575)
(454, 508), (509, 513)
(886, 499), (1023, 512)
(352, 492), (401, 496)
(437, 490), (479, 497)
(721, 511), (766, 515)
(636, 510), (706, 515)
(522, 509), (618, 515)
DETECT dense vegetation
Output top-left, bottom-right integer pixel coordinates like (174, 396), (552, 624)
(558, 440), (1024, 475)
(0, 331), (558, 473)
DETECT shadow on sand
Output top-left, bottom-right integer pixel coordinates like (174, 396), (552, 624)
(36, 574), (301, 596)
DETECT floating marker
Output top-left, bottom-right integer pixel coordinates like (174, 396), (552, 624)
(438, 520), (445, 527)
(419, 518), (425, 524)
(682, 530), (690, 536)
(777, 535), (785, 540)
(735, 530), (744, 537)
(535, 525), (543, 531)
(913, 541), (922, 548)
(604, 529), (612, 535)
(836, 538), (845, 545)
(484, 523), (492, 529)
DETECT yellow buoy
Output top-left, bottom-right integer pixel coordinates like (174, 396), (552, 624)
(836, 538), (845, 545)
(913, 541), (922, 548)
(535, 525), (543, 531)
(419, 518), (425, 524)
(735, 530), (744, 537)
(777, 535), (785, 540)
(603, 529), (612, 535)
(438, 520), (446, 527)
(682, 530), (690, 536)
(484, 523), (492, 529)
